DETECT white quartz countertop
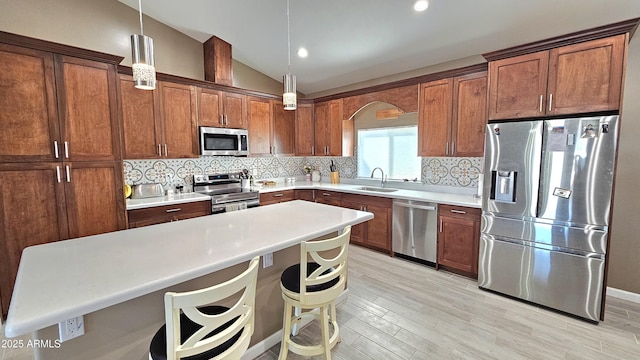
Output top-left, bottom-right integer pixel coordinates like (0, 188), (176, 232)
(5, 201), (373, 338)
(126, 192), (211, 210)
(258, 182), (482, 208)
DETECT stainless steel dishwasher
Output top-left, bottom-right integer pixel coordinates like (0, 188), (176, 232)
(392, 199), (438, 265)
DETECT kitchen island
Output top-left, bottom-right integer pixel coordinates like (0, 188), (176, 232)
(4, 200), (372, 359)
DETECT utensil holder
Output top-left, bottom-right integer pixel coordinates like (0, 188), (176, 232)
(330, 172), (339, 184)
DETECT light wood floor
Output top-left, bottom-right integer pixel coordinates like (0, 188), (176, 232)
(2, 245), (640, 359)
(257, 245), (640, 360)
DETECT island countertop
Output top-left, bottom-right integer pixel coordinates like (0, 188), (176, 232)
(5, 200), (373, 338)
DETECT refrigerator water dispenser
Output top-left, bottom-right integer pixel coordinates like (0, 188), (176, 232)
(491, 170), (516, 203)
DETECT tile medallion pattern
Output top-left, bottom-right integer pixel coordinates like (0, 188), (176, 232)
(422, 157), (482, 187)
(123, 156), (482, 189)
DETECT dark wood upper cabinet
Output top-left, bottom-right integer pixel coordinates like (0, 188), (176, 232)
(488, 34), (626, 120)
(547, 35), (625, 115)
(159, 82), (198, 158)
(196, 87), (223, 127)
(0, 44), (59, 163)
(247, 96), (272, 156)
(295, 103), (315, 156)
(55, 55), (121, 162)
(272, 100), (296, 156)
(452, 72), (488, 157)
(221, 92), (247, 129)
(119, 74), (162, 159)
(203, 36), (233, 86)
(314, 99), (345, 156)
(419, 78), (453, 157)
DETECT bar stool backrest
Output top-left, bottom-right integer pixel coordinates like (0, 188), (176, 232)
(164, 256), (260, 360)
(299, 227), (351, 305)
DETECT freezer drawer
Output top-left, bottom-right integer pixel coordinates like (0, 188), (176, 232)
(392, 200), (438, 263)
(478, 234), (605, 322)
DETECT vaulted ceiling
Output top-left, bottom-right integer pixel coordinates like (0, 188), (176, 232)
(119, 0), (640, 95)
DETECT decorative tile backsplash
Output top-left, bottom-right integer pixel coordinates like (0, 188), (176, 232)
(123, 156), (482, 189)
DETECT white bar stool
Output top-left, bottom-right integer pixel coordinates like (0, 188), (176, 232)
(278, 226), (351, 360)
(149, 256), (260, 360)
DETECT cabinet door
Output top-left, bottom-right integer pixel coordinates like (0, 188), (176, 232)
(64, 161), (125, 238)
(272, 101), (296, 155)
(127, 201), (211, 228)
(247, 97), (273, 156)
(314, 102), (329, 156)
(438, 209), (480, 278)
(197, 87), (224, 127)
(55, 56), (121, 161)
(260, 190), (295, 205)
(295, 103), (315, 156)
(119, 74), (162, 159)
(547, 35), (625, 115)
(327, 100), (344, 156)
(488, 51), (549, 120)
(365, 203), (392, 252)
(222, 92), (247, 129)
(339, 200), (366, 245)
(0, 44), (59, 163)
(419, 78), (453, 157)
(452, 72), (487, 157)
(295, 189), (315, 202)
(0, 163), (69, 316)
(159, 82), (198, 158)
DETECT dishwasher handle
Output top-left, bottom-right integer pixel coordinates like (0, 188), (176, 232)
(393, 202), (436, 211)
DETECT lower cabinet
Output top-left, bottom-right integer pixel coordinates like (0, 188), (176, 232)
(437, 204), (481, 278)
(314, 190), (342, 206)
(341, 194), (392, 254)
(259, 190), (295, 206)
(294, 189), (315, 202)
(127, 200), (211, 228)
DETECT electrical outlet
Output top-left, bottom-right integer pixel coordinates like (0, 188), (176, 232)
(262, 253), (273, 268)
(58, 315), (85, 342)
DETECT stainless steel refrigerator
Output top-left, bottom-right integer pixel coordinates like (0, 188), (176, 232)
(479, 115), (619, 322)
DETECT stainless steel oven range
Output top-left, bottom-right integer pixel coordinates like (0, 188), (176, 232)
(193, 173), (260, 214)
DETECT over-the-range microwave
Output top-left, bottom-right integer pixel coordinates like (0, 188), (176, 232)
(199, 126), (249, 156)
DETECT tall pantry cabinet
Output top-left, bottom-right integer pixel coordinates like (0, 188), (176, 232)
(0, 40), (126, 317)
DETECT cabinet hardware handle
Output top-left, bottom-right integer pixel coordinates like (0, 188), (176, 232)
(539, 95), (543, 113)
(65, 165), (70, 183)
(322, 193), (331, 196)
(274, 193), (284, 197)
(64, 141), (69, 158)
(439, 218), (443, 232)
(548, 94), (553, 112)
(54, 141), (59, 159)
(445, 142), (449, 155)
(165, 208), (181, 213)
(225, 114), (228, 126)
(220, 115), (224, 126)
(326, 146), (329, 155)
(56, 166), (61, 183)
(450, 209), (466, 214)
(311, 146), (315, 155)
(452, 142), (455, 155)
(364, 206), (367, 211)
(157, 144), (161, 156)
(164, 144), (168, 156)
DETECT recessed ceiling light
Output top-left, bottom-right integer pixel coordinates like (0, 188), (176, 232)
(297, 47), (308, 58)
(414, 0), (429, 12)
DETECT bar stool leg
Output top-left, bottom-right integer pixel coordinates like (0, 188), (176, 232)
(320, 304), (332, 360)
(330, 301), (339, 343)
(279, 299), (292, 360)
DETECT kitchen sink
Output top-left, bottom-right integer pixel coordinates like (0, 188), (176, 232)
(357, 186), (398, 193)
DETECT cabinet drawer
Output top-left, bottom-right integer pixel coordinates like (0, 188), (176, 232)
(127, 200), (211, 228)
(342, 193), (391, 208)
(439, 204), (481, 219)
(260, 190), (295, 205)
(314, 190), (342, 206)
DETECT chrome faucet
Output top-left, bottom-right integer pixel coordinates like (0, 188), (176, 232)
(370, 167), (386, 187)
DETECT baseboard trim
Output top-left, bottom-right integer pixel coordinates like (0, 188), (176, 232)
(607, 287), (640, 304)
(241, 289), (350, 360)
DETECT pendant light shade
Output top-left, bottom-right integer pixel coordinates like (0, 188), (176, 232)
(131, 34), (156, 90)
(283, 73), (296, 110)
(131, 0), (156, 90)
(283, 0), (296, 110)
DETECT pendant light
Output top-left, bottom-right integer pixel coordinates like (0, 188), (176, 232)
(283, 0), (296, 110)
(131, 0), (156, 90)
